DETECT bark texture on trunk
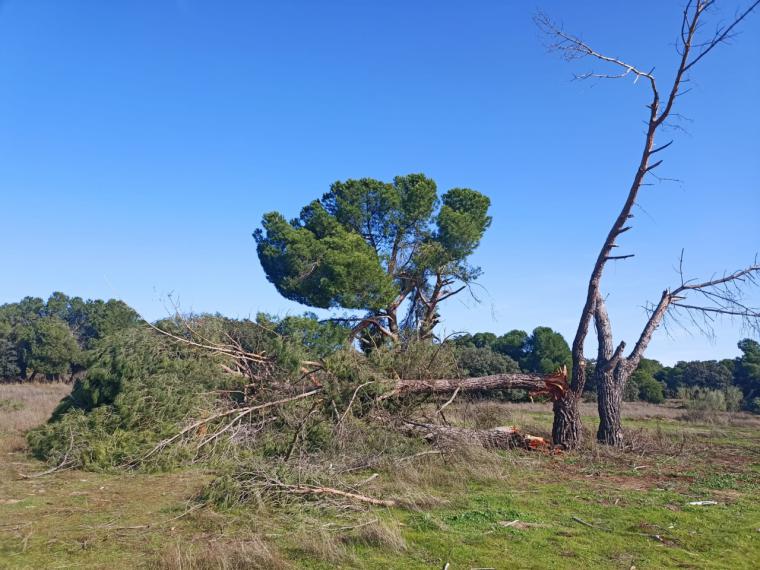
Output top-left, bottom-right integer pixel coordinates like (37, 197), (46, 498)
(595, 370), (624, 446)
(388, 370), (567, 399)
(551, 392), (582, 450)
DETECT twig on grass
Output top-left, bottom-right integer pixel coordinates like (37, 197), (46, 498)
(269, 481), (397, 507)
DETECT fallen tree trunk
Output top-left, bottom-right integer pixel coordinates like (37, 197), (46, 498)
(386, 367), (568, 400)
(246, 368), (568, 401)
(400, 420), (549, 450)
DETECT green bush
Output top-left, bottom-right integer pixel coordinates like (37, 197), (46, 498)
(637, 375), (665, 404)
(724, 386), (743, 412)
(679, 387), (726, 410)
(678, 387), (729, 422)
(455, 346), (519, 377)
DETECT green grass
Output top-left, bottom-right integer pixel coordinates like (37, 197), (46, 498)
(1, 391), (759, 569)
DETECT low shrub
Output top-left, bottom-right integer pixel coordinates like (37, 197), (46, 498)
(678, 387), (733, 422)
(724, 386), (743, 412)
(747, 397), (760, 415)
(455, 345), (518, 377)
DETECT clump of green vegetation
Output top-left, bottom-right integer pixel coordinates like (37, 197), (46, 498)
(25, 312), (328, 471)
(201, 416), (426, 510)
(0, 292), (141, 382)
(26, 315), (451, 476)
(26, 325), (234, 471)
(677, 386), (746, 423)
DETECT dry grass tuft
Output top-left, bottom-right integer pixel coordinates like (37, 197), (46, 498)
(291, 525), (349, 564)
(151, 536), (289, 570)
(372, 441), (513, 510)
(342, 518), (407, 552)
(623, 426), (692, 456)
(468, 402), (511, 429)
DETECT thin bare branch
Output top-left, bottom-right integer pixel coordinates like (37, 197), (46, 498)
(683, 0), (760, 71)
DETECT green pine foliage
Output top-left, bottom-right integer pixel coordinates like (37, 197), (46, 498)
(25, 313), (317, 471)
(27, 326), (233, 471)
(254, 174), (492, 338)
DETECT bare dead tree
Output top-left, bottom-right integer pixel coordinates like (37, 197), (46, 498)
(594, 263), (759, 446)
(537, 0), (760, 448)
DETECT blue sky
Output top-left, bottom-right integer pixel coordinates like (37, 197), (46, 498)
(0, 1), (758, 364)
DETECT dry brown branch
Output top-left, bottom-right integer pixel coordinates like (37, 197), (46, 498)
(629, 262), (760, 366)
(436, 385), (461, 423)
(284, 402), (321, 461)
(144, 319), (267, 364)
(399, 420), (549, 451)
(337, 381), (375, 427)
(263, 479), (397, 507)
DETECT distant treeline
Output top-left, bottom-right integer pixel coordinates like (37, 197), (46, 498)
(1, 293), (758, 413)
(452, 329), (760, 411)
(0, 293), (140, 381)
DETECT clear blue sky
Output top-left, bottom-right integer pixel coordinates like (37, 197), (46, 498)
(1, 1), (758, 365)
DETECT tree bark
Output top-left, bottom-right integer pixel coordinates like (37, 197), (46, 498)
(595, 369), (624, 446)
(387, 370), (567, 399)
(551, 391), (582, 450)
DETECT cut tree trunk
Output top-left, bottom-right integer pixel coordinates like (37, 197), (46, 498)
(596, 368), (625, 447)
(400, 420), (549, 450)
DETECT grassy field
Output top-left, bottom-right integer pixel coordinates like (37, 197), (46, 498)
(1, 384), (759, 569)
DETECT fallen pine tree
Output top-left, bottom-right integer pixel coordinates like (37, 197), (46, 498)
(27, 317), (565, 512)
(138, 317), (568, 462)
(139, 366), (566, 463)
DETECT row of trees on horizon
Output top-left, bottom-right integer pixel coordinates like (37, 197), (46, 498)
(2, 292), (758, 414)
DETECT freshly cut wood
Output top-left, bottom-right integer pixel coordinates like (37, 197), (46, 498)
(387, 367), (568, 400)
(400, 420), (549, 450)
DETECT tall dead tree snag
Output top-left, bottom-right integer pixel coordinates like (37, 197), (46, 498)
(538, 0), (760, 449)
